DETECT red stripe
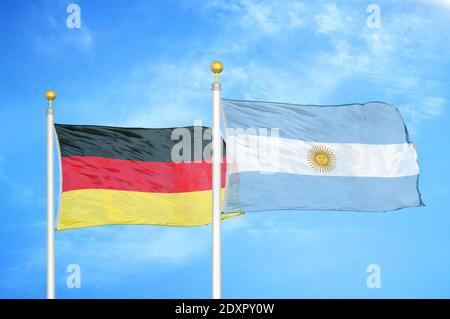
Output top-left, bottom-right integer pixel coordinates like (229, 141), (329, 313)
(61, 156), (227, 193)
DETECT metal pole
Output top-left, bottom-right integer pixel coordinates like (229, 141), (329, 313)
(211, 61), (223, 299)
(45, 90), (56, 299)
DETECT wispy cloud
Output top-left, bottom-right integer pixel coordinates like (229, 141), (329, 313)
(92, 1), (447, 136)
(29, 4), (95, 57)
(56, 226), (211, 265)
(0, 156), (44, 207)
(205, 0), (306, 34)
(33, 26), (94, 57)
(315, 3), (352, 34)
(53, 218), (246, 278)
(205, 1), (448, 133)
(418, 0), (450, 8)
(118, 57), (214, 127)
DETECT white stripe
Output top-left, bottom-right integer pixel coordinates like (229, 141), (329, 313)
(227, 135), (419, 177)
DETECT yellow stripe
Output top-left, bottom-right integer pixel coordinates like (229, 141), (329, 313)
(57, 189), (242, 230)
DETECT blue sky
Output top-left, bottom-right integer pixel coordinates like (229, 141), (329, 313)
(0, 0), (449, 298)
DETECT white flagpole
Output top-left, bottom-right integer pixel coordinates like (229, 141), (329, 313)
(211, 61), (223, 299)
(45, 90), (56, 299)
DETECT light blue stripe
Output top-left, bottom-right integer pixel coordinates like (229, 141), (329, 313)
(222, 99), (410, 144)
(223, 173), (423, 213)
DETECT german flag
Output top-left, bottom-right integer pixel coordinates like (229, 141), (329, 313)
(55, 124), (240, 230)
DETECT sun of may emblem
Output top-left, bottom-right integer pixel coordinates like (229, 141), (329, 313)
(307, 145), (336, 173)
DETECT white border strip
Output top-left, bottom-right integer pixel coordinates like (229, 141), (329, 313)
(227, 135), (419, 178)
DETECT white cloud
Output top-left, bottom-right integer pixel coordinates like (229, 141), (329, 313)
(240, 0), (305, 33)
(401, 96), (447, 130)
(424, 97), (446, 116)
(83, 1), (448, 135)
(205, 0), (306, 34)
(55, 215), (248, 268)
(33, 24), (94, 56)
(124, 2), (447, 135)
(315, 3), (351, 34)
(57, 227), (211, 265)
(0, 156), (44, 207)
(30, 4), (95, 57)
(418, 0), (450, 8)
(118, 58), (214, 128)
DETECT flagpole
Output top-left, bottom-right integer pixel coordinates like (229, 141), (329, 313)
(211, 61), (223, 299)
(45, 90), (56, 299)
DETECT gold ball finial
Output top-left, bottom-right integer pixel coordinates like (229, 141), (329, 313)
(211, 61), (223, 81)
(45, 90), (56, 108)
(211, 61), (223, 74)
(45, 90), (56, 101)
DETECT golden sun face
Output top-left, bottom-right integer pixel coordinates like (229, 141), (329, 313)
(307, 145), (336, 173)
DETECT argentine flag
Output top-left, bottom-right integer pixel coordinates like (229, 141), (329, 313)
(222, 99), (423, 213)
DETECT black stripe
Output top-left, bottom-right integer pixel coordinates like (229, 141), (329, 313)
(55, 124), (225, 162)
